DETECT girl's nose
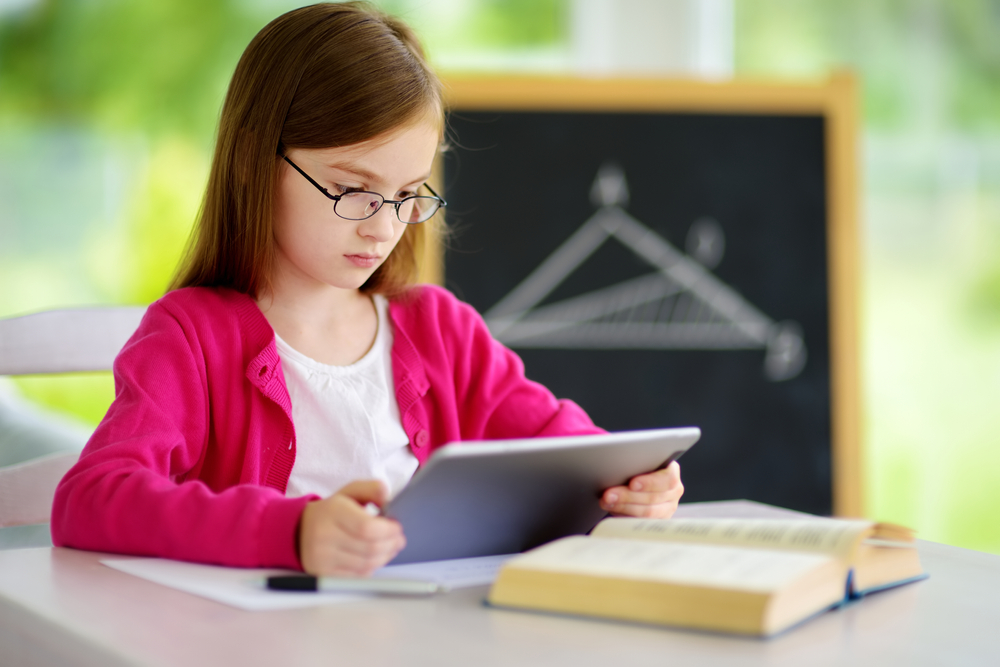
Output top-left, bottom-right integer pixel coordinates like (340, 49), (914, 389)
(357, 204), (398, 242)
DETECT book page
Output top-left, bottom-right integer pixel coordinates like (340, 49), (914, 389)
(508, 536), (838, 593)
(591, 518), (876, 560)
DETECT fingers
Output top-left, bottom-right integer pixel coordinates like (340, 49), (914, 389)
(336, 479), (391, 508)
(299, 486), (406, 576)
(602, 485), (683, 509)
(600, 487), (683, 517)
(329, 494), (399, 542)
(602, 497), (681, 518)
(317, 531), (405, 576)
(622, 461), (681, 492)
(305, 516), (404, 575)
(600, 462), (684, 519)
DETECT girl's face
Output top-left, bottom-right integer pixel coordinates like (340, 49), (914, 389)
(273, 119), (440, 295)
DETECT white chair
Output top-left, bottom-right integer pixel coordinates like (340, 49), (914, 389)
(0, 306), (146, 529)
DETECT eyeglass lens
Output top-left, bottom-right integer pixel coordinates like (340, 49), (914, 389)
(336, 192), (440, 223)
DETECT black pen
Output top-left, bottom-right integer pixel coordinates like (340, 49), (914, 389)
(265, 575), (448, 595)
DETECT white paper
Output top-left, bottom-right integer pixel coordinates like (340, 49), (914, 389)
(373, 553), (514, 588)
(101, 553), (514, 611)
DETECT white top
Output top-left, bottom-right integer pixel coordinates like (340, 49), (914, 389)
(277, 295), (417, 499)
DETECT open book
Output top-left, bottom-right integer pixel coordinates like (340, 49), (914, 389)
(487, 517), (926, 637)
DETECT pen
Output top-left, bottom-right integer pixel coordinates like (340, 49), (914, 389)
(265, 575), (448, 596)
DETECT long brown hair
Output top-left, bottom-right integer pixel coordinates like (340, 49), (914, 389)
(170, 2), (443, 298)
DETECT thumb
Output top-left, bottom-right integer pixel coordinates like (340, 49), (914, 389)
(335, 479), (390, 507)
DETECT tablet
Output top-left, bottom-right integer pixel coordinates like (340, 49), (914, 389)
(384, 426), (700, 565)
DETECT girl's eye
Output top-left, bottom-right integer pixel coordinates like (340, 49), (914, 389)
(334, 184), (365, 194)
(398, 190), (418, 200)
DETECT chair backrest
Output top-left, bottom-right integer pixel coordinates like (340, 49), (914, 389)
(0, 306), (146, 529)
(0, 306), (147, 375)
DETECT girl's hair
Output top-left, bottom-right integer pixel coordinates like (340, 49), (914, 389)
(170, 2), (443, 298)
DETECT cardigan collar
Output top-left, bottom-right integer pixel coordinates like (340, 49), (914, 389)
(232, 292), (292, 417)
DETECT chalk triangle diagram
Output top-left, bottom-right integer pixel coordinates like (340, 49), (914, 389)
(483, 163), (807, 381)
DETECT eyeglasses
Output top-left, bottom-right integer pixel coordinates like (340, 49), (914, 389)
(281, 155), (446, 224)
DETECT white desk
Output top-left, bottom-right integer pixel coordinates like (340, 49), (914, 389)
(2, 501), (999, 666)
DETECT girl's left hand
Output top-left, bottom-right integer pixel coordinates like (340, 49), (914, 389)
(600, 461), (684, 519)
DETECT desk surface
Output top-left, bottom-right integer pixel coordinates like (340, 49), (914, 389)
(2, 501), (999, 667)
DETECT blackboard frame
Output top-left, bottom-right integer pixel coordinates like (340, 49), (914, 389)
(419, 75), (860, 517)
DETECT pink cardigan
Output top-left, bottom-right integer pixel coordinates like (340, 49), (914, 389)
(51, 285), (601, 569)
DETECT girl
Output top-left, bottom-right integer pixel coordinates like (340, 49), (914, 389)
(51, 2), (683, 577)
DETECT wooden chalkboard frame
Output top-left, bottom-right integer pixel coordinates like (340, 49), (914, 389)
(421, 74), (860, 518)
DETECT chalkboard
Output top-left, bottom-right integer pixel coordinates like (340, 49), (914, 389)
(436, 77), (860, 517)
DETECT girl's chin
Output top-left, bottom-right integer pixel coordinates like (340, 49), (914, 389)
(327, 268), (381, 291)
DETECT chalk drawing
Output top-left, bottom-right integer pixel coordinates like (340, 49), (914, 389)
(484, 163), (806, 381)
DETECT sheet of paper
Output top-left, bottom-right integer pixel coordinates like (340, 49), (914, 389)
(101, 553), (515, 611)
(101, 558), (348, 611)
(375, 553), (514, 588)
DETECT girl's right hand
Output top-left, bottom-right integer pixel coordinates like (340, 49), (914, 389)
(298, 480), (406, 576)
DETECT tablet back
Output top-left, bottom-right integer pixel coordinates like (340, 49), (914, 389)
(384, 427), (700, 564)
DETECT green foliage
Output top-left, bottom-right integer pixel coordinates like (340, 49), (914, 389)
(464, 0), (566, 47)
(865, 263), (1000, 554)
(379, 0), (567, 62)
(735, 0), (1000, 132)
(966, 265), (1000, 330)
(12, 373), (115, 427)
(946, 0), (1000, 130)
(0, 0), (267, 141)
(0, 0), (234, 424)
(82, 138), (208, 304)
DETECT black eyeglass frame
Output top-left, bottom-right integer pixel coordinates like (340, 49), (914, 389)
(281, 155), (446, 224)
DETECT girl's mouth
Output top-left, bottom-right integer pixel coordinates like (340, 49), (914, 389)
(345, 254), (380, 268)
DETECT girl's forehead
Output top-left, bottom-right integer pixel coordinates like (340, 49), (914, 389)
(303, 109), (444, 159)
(288, 123), (440, 187)
(299, 120), (441, 164)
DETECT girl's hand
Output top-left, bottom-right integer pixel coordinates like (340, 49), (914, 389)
(298, 480), (406, 576)
(599, 461), (684, 519)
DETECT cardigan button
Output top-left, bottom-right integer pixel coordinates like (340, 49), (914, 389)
(415, 430), (429, 448)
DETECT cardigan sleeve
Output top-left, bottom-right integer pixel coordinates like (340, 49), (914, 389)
(412, 285), (605, 442)
(50, 300), (313, 569)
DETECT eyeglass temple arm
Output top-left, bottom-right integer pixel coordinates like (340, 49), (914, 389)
(280, 155), (340, 202)
(422, 181), (446, 206)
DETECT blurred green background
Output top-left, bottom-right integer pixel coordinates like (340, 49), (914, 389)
(1, 0), (998, 552)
